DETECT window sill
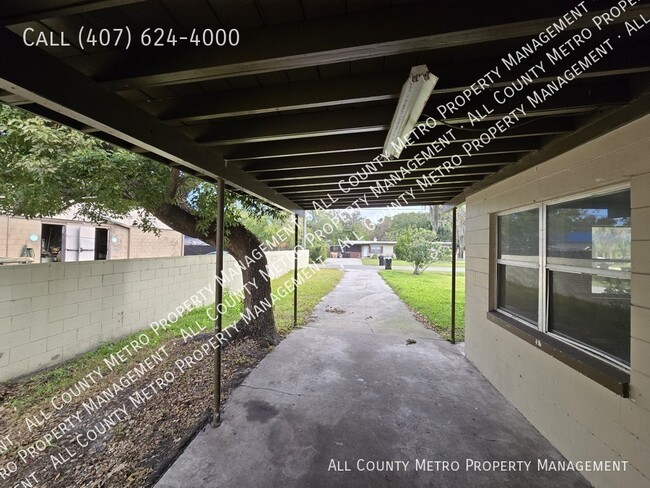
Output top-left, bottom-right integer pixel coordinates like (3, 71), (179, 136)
(486, 311), (629, 397)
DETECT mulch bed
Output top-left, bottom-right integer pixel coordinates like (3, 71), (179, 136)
(0, 335), (270, 487)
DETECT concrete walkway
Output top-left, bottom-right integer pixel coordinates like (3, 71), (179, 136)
(157, 269), (588, 488)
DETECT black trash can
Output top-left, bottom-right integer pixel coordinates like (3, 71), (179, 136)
(378, 256), (385, 265)
(384, 257), (392, 270)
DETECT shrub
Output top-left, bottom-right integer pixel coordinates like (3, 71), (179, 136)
(308, 241), (328, 263)
(432, 242), (452, 263)
(396, 228), (439, 274)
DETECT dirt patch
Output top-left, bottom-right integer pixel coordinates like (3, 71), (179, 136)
(324, 305), (345, 314)
(0, 336), (269, 488)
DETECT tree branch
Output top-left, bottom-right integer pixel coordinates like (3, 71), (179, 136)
(168, 168), (182, 201)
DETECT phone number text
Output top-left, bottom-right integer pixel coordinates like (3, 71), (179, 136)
(22, 27), (240, 50)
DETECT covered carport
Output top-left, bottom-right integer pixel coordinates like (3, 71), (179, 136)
(1, 1), (649, 486)
(2, 1), (648, 211)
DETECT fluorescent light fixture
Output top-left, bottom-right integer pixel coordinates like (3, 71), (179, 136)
(383, 65), (438, 159)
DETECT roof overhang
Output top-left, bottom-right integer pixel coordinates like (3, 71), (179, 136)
(1, 0), (648, 211)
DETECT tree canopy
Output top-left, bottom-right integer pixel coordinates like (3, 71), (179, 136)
(0, 104), (280, 234)
(395, 227), (452, 274)
(0, 104), (286, 344)
(306, 209), (371, 244)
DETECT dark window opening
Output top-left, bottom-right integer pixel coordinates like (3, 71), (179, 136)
(497, 264), (539, 324)
(95, 228), (108, 260)
(494, 188), (631, 370)
(548, 271), (630, 364)
(41, 224), (63, 262)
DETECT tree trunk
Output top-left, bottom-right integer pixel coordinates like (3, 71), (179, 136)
(151, 204), (278, 346)
(227, 223), (279, 346)
(428, 205), (440, 232)
(456, 206), (466, 259)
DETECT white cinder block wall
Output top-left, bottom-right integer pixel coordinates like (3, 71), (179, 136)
(0, 250), (308, 381)
(465, 114), (650, 487)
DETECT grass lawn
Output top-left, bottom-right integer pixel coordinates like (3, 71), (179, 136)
(6, 267), (343, 411)
(379, 270), (465, 341)
(361, 257), (465, 268)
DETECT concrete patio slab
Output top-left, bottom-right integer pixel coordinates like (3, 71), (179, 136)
(157, 268), (589, 488)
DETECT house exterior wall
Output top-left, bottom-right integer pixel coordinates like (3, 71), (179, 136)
(361, 244), (395, 257)
(0, 250), (309, 381)
(108, 225), (130, 260)
(1, 216), (41, 261)
(464, 114), (650, 487)
(125, 226), (183, 259)
(0, 216), (7, 258)
(0, 216), (183, 261)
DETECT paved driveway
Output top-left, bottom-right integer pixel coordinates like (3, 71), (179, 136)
(157, 269), (588, 488)
(323, 257), (464, 273)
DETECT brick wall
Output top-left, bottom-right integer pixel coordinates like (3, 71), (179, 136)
(0, 250), (309, 381)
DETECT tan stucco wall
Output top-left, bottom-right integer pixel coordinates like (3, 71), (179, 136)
(464, 114), (650, 487)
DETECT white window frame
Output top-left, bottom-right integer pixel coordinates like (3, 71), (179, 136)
(495, 184), (631, 371)
(495, 203), (542, 329)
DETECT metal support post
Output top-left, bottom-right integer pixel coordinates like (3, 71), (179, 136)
(213, 177), (225, 426)
(294, 213), (299, 327)
(451, 206), (457, 345)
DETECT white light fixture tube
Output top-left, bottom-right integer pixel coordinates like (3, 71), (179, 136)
(383, 65), (438, 159)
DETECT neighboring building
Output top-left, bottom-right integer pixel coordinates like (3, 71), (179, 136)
(0, 208), (183, 263)
(464, 115), (649, 487)
(183, 236), (216, 256)
(330, 239), (396, 258)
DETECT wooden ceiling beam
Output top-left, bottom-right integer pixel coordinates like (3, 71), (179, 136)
(448, 88), (650, 205)
(296, 196), (455, 205)
(190, 105), (394, 145)
(0, 27), (303, 213)
(149, 55), (650, 124)
(223, 119), (574, 161)
(267, 169), (494, 189)
(291, 188), (461, 200)
(96, 2), (650, 90)
(282, 183), (473, 197)
(195, 80), (625, 146)
(246, 153), (520, 174)
(0, 0), (147, 25)
(238, 140), (536, 173)
(151, 72), (404, 122)
(254, 161), (511, 182)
